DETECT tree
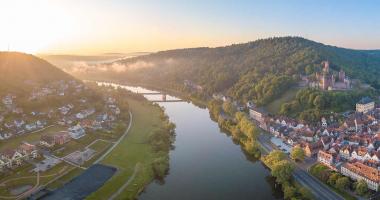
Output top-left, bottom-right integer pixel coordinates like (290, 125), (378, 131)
(327, 173), (340, 186)
(355, 179), (368, 196)
(152, 156), (169, 179)
(222, 101), (235, 115)
(263, 150), (286, 168)
(290, 146), (305, 162)
(244, 139), (261, 158)
(283, 184), (297, 199)
(271, 160), (294, 183)
(299, 187), (313, 200)
(335, 177), (350, 191)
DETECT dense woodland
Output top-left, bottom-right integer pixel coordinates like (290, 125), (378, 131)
(280, 88), (378, 122)
(73, 37), (380, 110)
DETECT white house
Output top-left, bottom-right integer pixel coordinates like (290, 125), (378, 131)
(68, 125), (86, 139)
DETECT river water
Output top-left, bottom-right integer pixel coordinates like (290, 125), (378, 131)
(100, 82), (283, 200)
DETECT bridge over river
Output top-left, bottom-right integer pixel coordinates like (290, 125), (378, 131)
(137, 92), (185, 102)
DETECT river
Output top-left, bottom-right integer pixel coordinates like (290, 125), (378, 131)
(100, 82), (283, 200)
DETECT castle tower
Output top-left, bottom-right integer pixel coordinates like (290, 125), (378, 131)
(323, 61), (330, 74)
(321, 74), (329, 90)
(339, 70), (345, 82)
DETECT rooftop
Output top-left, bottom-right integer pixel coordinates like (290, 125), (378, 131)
(358, 97), (374, 104)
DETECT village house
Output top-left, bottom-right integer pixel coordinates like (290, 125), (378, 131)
(302, 141), (323, 157)
(14, 119), (25, 128)
(92, 120), (103, 130)
(58, 104), (74, 115)
(318, 150), (336, 169)
(2, 95), (14, 107)
(80, 119), (94, 129)
(40, 135), (56, 148)
(0, 132), (12, 140)
(96, 113), (108, 123)
(76, 108), (95, 119)
(18, 142), (38, 159)
(339, 145), (353, 160)
(40, 132), (71, 147)
(298, 129), (315, 142)
(1, 149), (23, 168)
(54, 132), (71, 145)
(68, 125), (86, 139)
(0, 159), (7, 171)
(341, 161), (380, 191)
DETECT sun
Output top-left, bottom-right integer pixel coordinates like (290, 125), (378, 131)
(0, 0), (76, 54)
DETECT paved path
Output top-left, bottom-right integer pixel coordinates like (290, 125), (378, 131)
(94, 111), (133, 164)
(109, 163), (140, 200)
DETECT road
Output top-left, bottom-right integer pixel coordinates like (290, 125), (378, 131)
(258, 134), (344, 200)
(94, 111), (133, 164)
(293, 169), (343, 200)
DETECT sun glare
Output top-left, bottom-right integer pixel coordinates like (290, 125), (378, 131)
(0, 0), (76, 54)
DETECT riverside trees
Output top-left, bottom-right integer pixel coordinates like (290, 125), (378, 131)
(290, 146), (305, 162)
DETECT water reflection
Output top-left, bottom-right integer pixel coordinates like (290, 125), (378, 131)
(97, 82), (283, 200)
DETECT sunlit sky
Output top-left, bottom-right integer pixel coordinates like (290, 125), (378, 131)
(0, 0), (379, 54)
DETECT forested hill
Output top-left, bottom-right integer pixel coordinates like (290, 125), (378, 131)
(73, 37), (380, 104)
(0, 52), (74, 95)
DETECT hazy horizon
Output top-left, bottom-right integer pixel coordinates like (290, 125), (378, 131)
(1, 0), (380, 54)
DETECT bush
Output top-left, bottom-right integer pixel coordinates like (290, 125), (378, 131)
(336, 177), (350, 191)
(354, 179), (368, 196)
(283, 184), (297, 199)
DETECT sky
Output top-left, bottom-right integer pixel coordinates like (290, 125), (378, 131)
(0, 0), (379, 54)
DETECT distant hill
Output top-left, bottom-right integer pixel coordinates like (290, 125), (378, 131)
(70, 37), (380, 104)
(40, 52), (150, 70)
(0, 52), (74, 95)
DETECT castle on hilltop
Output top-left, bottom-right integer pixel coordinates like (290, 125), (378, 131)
(313, 61), (351, 90)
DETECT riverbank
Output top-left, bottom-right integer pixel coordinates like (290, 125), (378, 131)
(86, 96), (175, 200)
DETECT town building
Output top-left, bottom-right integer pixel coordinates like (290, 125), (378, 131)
(302, 141), (323, 157)
(341, 161), (380, 191)
(318, 150), (335, 168)
(356, 97), (375, 113)
(249, 107), (266, 123)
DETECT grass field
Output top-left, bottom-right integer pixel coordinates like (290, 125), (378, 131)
(86, 99), (164, 200)
(265, 87), (299, 114)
